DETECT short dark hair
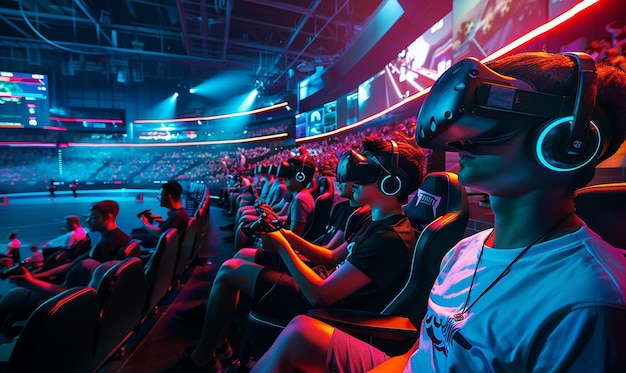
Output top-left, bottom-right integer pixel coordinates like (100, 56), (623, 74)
(8, 232), (17, 240)
(362, 136), (426, 203)
(65, 215), (80, 225)
(90, 200), (120, 218)
(161, 180), (183, 200)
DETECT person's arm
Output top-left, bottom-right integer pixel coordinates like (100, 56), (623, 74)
(367, 341), (418, 373)
(262, 231), (371, 307)
(323, 229), (347, 251)
(11, 267), (67, 298)
(32, 261), (73, 279)
(282, 229), (348, 268)
(290, 221), (307, 236)
(141, 215), (163, 238)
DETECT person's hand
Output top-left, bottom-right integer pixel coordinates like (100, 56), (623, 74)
(260, 230), (288, 253)
(10, 266), (34, 287)
(141, 214), (150, 225)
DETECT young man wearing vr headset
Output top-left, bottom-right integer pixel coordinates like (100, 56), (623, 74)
(229, 156), (316, 251)
(167, 139), (424, 372)
(250, 52), (626, 372)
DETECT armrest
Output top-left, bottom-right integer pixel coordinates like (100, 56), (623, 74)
(306, 308), (419, 341)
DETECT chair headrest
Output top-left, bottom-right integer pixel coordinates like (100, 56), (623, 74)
(404, 172), (463, 229)
(574, 182), (626, 249)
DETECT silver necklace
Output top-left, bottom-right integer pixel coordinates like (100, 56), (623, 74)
(452, 210), (576, 322)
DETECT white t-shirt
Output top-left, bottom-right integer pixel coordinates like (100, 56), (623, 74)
(46, 226), (87, 249)
(406, 226), (626, 372)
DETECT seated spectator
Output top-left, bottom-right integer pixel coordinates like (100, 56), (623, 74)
(0, 199), (131, 329)
(0, 232), (21, 268)
(23, 245), (44, 270)
(167, 137), (424, 372)
(41, 215), (87, 259)
(219, 163), (275, 232)
(131, 180), (188, 248)
(174, 151), (373, 323)
(229, 157), (317, 252)
(250, 52), (626, 372)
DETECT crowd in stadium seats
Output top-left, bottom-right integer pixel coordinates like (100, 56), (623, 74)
(0, 118), (416, 192)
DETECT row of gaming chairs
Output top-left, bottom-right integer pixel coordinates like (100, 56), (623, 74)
(244, 177), (626, 365)
(0, 183), (212, 372)
(0, 257), (148, 373)
(239, 171), (471, 363)
(145, 181), (210, 316)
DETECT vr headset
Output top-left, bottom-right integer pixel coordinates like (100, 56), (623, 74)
(415, 53), (604, 172)
(340, 144), (404, 196)
(338, 150), (377, 184)
(276, 157), (312, 183)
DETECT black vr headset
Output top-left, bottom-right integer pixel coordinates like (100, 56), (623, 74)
(256, 163), (270, 175)
(340, 141), (405, 196)
(416, 52), (607, 172)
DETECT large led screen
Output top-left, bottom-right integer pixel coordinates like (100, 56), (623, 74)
(0, 71), (50, 129)
(453, 0), (548, 61)
(385, 12), (453, 103)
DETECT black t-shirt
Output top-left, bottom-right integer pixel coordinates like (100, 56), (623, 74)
(90, 228), (131, 262)
(313, 201), (359, 246)
(338, 214), (417, 312)
(160, 208), (189, 244)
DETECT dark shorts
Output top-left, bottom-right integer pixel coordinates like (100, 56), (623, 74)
(252, 267), (313, 320)
(325, 328), (390, 373)
(255, 250), (289, 273)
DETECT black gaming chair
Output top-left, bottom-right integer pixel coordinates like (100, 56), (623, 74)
(0, 286), (100, 373)
(173, 217), (198, 282)
(68, 235), (92, 260)
(144, 228), (179, 316)
(89, 257), (149, 371)
(303, 176), (335, 241)
(574, 182), (626, 249)
(243, 171), (470, 360)
(115, 239), (142, 260)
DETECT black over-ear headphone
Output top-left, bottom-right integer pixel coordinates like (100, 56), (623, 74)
(294, 155), (308, 183)
(531, 52), (602, 172)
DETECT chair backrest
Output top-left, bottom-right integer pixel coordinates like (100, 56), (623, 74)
(385, 172), (470, 325)
(89, 257), (149, 371)
(115, 239), (141, 260)
(192, 189), (209, 262)
(68, 235), (91, 260)
(174, 217), (198, 280)
(144, 228), (179, 313)
(35, 249), (70, 273)
(303, 176), (335, 241)
(574, 182), (626, 249)
(404, 172), (466, 230)
(4, 286), (99, 373)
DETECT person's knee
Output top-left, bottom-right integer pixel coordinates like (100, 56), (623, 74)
(215, 258), (247, 285)
(286, 315), (315, 336)
(233, 248), (259, 261)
